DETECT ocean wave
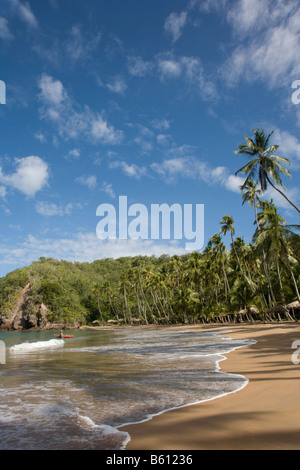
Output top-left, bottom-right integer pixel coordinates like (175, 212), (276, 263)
(10, 339), (65, 353)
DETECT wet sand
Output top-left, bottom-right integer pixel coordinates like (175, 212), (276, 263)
(122, 323), (300, 450)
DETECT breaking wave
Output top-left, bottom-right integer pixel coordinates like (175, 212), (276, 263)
(10, 339), (64, 353)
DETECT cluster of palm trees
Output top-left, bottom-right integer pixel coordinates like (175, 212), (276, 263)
(98, 129), (300, 325)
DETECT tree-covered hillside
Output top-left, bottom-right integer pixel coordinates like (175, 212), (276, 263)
(0, 220), (299, 328)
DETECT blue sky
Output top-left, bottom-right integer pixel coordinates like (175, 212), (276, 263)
(0, 0), (300, 277)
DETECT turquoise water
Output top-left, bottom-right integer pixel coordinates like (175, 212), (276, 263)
(0, 327), (254, 450)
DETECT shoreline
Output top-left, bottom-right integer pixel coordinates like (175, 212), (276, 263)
(117, 329), (255, 443)
(122, 323), (300, 450)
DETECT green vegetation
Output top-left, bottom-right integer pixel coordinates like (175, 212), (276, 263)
(0, 129), (299, 327)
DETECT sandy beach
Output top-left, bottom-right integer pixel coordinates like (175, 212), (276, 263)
(122, 323), (300, 450)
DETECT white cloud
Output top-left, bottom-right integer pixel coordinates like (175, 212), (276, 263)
(17, 0), (38, 28)
(273, 129), (300, 169)
(190, 0), (300, 91)
(224, 174), (246, 193)
(134, 137), (153, 153)
(109, 161), (147, 179)
(75, 175), (97, 189)
(0, 233), (185, 268)
(0, 17), (13, 40)
(0, 186), (7, 198)
(227, 0), (269, 33)
(181, 56), (219, 101)
(197, 0), (228, 13)
(164, 11), (188, 42)
(10, 0), (38, 28)
(101, 182), (116, 199)
(127, 56), (153, 77)
(35, 201), (75, 217)
(156, 54), (219, 101)
(0, 156), (49, 197)
(38, 74), (123, 145)
(38, 74), (66, 106)
(34, 132), (47, 143)
(66, 148), (80, 160)
(151, 118), (171, 131)
(64, 25), (101, 63)
(151, 156), (246, 193)
(151, 157), (197, 183)
(90, 114), (123, 144)
(222, 1), (300, 88)
(265, 185), (300, 211)
(106, 77), (127, 94)
(34, 26), (101, 66)
(158, 58), (182, 79)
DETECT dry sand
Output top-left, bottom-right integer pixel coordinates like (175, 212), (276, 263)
(122, 323), (300, 450)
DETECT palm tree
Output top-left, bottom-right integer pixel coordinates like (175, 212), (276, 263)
(220, 215), (256, 292)
(241, 179), (276, 303)
(254, 200), (300, 303)
(235, 128), (300, 214)
(241, 179), (262, 222)
(207, 234), (230, 299)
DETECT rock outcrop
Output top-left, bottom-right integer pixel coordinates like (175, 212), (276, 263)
(0, 283), (51, 330)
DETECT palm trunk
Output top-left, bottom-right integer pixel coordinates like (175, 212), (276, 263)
(221, 262), (230, 298)
(231, 234), (256, 293)
(289, 264), (300, 303)
(283, 253), (300, 303)
(97, 298), (104, 324)
(276, 259), (286, 304)
(266, 175), (300, 214)
(254, 196), (276, 303)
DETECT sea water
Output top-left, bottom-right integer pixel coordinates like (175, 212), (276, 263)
(0, 327), (255, 450)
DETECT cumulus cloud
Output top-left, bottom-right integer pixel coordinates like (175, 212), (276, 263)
(109, 160), (148, 179)
(158, 58), (182, 80)
(0, 156), (49, 197)
(38, 74), (123, 145)
(39, 74), (67, 106)
(75, 175), (97, 189)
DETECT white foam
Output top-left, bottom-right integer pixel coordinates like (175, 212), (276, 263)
(9, 339), (64, 353)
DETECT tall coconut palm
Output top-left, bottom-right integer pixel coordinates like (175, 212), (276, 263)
(241, 179), (262, 222)
(254, 200), (300, 303)
(220, 215), (256, 292)
(241, 179), (276, 303)
(235, 128), (300, 214)
(207, 234), (230, 299)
